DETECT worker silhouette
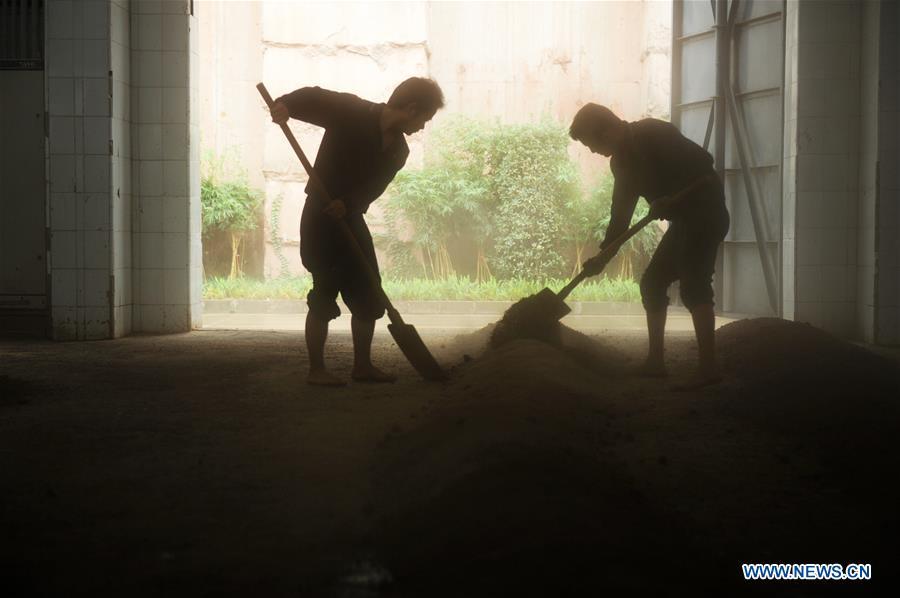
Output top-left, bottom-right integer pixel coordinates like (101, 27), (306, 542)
(571, 104), (730, 390)
(269, 78), (445, 386)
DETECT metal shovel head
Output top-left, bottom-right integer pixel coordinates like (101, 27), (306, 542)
(489, 287), (572, 348)
(388, 322), (448, 381)
(531, 287), (573, 321)
(500, 287), (572, 326)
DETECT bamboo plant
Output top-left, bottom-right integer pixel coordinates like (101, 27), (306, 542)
(200, 150), (263, 279)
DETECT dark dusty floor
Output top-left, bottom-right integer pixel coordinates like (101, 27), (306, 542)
(1, 326), (898, 597)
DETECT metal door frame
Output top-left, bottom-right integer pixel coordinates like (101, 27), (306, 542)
(671, 0), (784, 317)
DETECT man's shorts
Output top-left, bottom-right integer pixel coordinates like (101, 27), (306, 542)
(640, 187), (730, 311)
(302, 215), (386, 322)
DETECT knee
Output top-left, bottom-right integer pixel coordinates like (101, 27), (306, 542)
(307, 288), (341, 321)
(345, 293), (385, 321)
(355, 305), (386, 321)
(640, 269), (670, 311)
(679, 277), (715, 311)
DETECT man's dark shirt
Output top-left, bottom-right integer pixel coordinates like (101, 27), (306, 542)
(604, 118), (719, 247)
(276, 86), (409, 269)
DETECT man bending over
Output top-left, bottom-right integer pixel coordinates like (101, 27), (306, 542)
(270, 78), (444, 386)
(570, 104), (730, 390)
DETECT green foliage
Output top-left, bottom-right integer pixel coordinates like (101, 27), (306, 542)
(378, 115), (664, 283)
(201, 149), (263, 235)
(566, 172), (614, 246)
(489, 119), (580, 280)
(379, 166), (482, 278)
(380, 116), (580, 281)
(378, 116), (494, 280)
(203, 275), (640, 303)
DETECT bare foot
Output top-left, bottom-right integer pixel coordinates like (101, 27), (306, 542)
(671, 368), (722, 391)
(307, 368), (347, 387)
(351, 365), (397, 384)
(634, 359), (668, 378)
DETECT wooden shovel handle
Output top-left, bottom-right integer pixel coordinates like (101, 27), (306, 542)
(557, 212), (655, 300)
(257, 83), (401, 323)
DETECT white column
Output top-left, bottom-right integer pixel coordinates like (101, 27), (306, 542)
(786, 0), (862, 338)
(131, 0), (199, 332)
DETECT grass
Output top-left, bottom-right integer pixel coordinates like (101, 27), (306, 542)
(204, 275), (641, 303)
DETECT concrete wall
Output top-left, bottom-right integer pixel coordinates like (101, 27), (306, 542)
(258, 1), (432, 278)
(198, 0), (672, 279)
(45, 0), (200, 339)
(196, 0), (263, 189)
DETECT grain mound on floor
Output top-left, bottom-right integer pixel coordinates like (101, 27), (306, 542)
(363, 319), (900, 594)
(717, 317), (898, 392)
(368, 337), (670, 594)
(715, 317), (900, 466)
(440, 322), (628, 376)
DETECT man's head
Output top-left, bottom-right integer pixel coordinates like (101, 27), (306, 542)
(569, 103), (626, 157)
(387, 77), (445, 134)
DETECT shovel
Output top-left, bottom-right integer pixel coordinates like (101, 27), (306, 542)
(257, 83), (447, 381)
(490, 174), (716, 347)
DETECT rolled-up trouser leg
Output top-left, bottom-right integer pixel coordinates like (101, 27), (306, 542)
(303, 216), (387, 322)
(307, 267), (343, 322)
(640, 224), (680, 311)
(340, 216), (386, 321)
(677, 202), (730, 310)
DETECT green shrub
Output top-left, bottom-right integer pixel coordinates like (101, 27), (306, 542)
(201, 149), (264, 279)
(378, 116), (494, 280)
(489, 120), (580, 280)
(381, 116), (581, 281)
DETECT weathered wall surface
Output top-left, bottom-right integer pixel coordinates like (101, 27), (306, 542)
(197, 0), (264, 189)
(198, 1), (672, 278)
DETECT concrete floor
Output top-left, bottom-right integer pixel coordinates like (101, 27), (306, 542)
(1, 325), (897, 596)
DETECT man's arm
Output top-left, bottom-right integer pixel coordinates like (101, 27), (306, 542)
(271, 86), (359, 129)
(600, 173), (639, 249)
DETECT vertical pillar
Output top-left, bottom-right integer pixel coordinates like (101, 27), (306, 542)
(46, 0), (113, 340)
(131, 0), (199, 332)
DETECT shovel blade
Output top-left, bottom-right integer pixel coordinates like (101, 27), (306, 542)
(388, 322), (448, 382)
(488, 288), (572, 348)
(532, 287), (572, 321)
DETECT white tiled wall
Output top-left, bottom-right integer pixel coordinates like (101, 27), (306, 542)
(46, 0), (113, 340)
(131, 0), (200, 333)
(46, 0), (200, 338)
(784, 0), (900, 345)
(784, 0), (863, 339)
